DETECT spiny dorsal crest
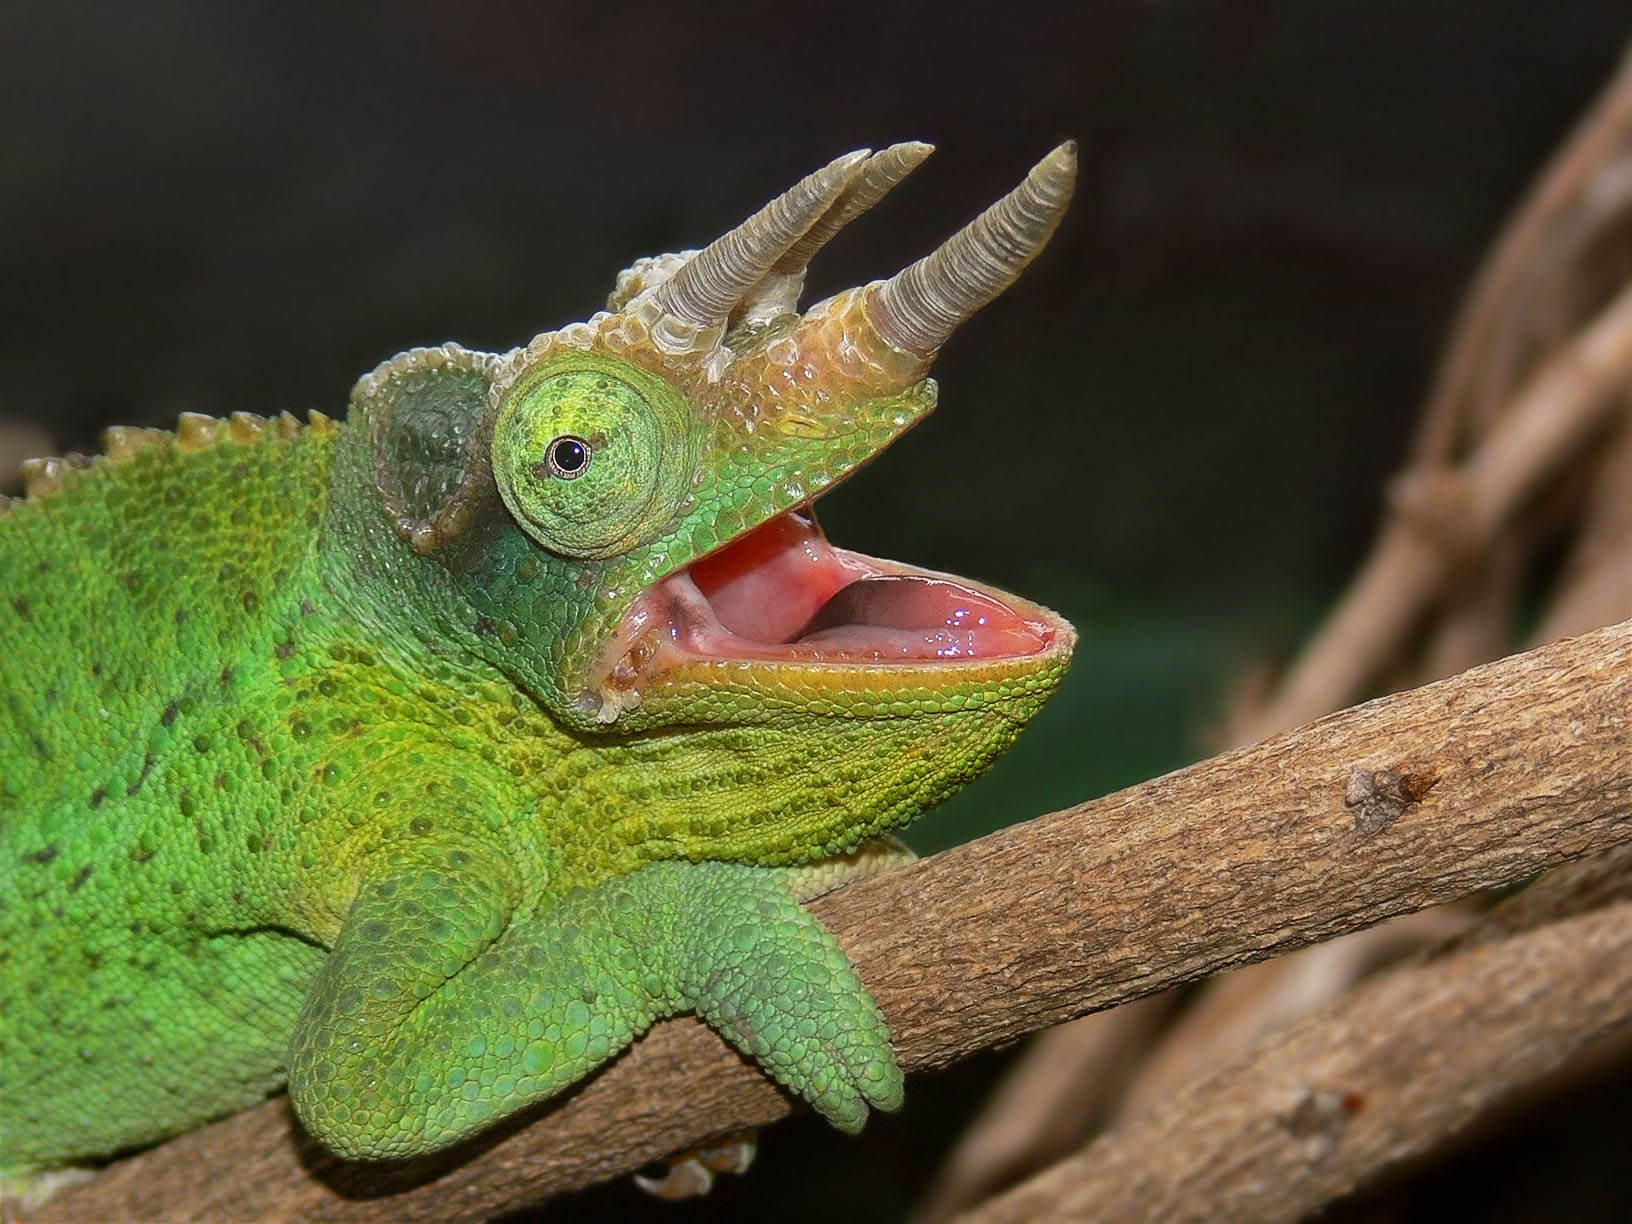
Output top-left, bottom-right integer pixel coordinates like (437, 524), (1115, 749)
(2, 409), (336, 509)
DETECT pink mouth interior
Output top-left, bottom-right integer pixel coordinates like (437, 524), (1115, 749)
(591, 509), (1054, 694)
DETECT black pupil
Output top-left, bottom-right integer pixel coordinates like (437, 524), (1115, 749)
(551, 437), (588, 474)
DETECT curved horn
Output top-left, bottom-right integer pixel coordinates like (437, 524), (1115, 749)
(868, 141), (1076, 356)
(771, 141), (935, 276)
(649, 149), (870, 331)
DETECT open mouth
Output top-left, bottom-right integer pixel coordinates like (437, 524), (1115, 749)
(588, 507), (1060, 716)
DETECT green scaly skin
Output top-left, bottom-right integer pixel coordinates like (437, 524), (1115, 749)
(0, 150), (1075, 1182)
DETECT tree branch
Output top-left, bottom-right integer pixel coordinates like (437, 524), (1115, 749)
(30, 619), (1632, 1224)
(960, 845), (1632, 1224)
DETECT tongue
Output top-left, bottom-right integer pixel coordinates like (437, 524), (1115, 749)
(789, 576), (1048, 660)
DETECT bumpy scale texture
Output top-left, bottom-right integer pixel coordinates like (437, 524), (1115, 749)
(0, 147), (1076, 1185)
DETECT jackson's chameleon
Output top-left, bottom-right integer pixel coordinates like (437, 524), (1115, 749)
(0, 142), (1077, 1193)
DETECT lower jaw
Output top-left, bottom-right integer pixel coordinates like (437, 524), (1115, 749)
(600, 629), (1076, 726)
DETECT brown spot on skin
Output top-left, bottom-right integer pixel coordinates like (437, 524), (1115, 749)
(276, 638), (296, 660)
(300, 598), (317, 616)
(160, 700), (181, 727)
(24, 843), (60, 865)
(1344, 767), (1438, 836)
(11, 595), (29, 619)
(89, 787), (107, 808)
(219, 665), (235, 687)
(70, 864), (95, 891)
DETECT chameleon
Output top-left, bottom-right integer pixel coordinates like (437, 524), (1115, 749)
(0, 140), (1077, 1194)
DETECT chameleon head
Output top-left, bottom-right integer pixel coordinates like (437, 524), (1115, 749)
(359, 143), (1078, 858)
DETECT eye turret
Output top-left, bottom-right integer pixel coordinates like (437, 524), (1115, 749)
(491, 354), (695, 560)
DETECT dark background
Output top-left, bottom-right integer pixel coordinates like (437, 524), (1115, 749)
(4, 2), (1629, 1219)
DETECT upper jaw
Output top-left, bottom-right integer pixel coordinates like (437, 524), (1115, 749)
(582, 504), (1070, 723)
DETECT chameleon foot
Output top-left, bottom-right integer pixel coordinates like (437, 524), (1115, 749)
(633, 1130), (758, 1200)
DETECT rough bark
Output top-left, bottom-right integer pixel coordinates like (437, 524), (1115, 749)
(961, 846), (1632, 1224)
(27, 618), (1632, 1224)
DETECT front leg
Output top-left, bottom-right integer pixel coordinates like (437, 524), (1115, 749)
(288, 851), (900, 1160)
(666, 860), (903, 1133)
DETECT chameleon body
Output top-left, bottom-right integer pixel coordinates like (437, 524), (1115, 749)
(0, 143), (1076, 1184)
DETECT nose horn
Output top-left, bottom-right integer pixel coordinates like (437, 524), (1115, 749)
(867, 141), (1077, 356)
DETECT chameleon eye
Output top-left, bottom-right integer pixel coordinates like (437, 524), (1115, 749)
(545, 436), (591, 480)
(492, 355), (695, 560)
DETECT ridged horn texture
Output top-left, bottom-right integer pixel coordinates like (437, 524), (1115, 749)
(649, 149), (871, 329)
(771, 141), (935, 276)
(869, 141), (1077, 356)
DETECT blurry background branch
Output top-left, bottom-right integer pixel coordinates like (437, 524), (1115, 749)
(1245, 42), (1632, 741)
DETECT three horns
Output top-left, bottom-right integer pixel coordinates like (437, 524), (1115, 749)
(644, 140), (1077, 355)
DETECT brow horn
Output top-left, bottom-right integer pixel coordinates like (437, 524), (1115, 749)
(868, 141), (1076, 356)
(771, 142), (935, 276)
(648, 149), (871, 335)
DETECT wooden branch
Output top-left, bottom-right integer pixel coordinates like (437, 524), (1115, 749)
(959, 846), (1632, 1224)
(29, 619), (1632, 1224)
(913, 910), (1472, 1223)
(1111, 907), (1474, 1122)
(909, 996), (1180, 1224)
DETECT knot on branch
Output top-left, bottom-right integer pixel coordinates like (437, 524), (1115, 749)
(1345, 767), (1439, 836)
(1279, 1085), (1367, 1159)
